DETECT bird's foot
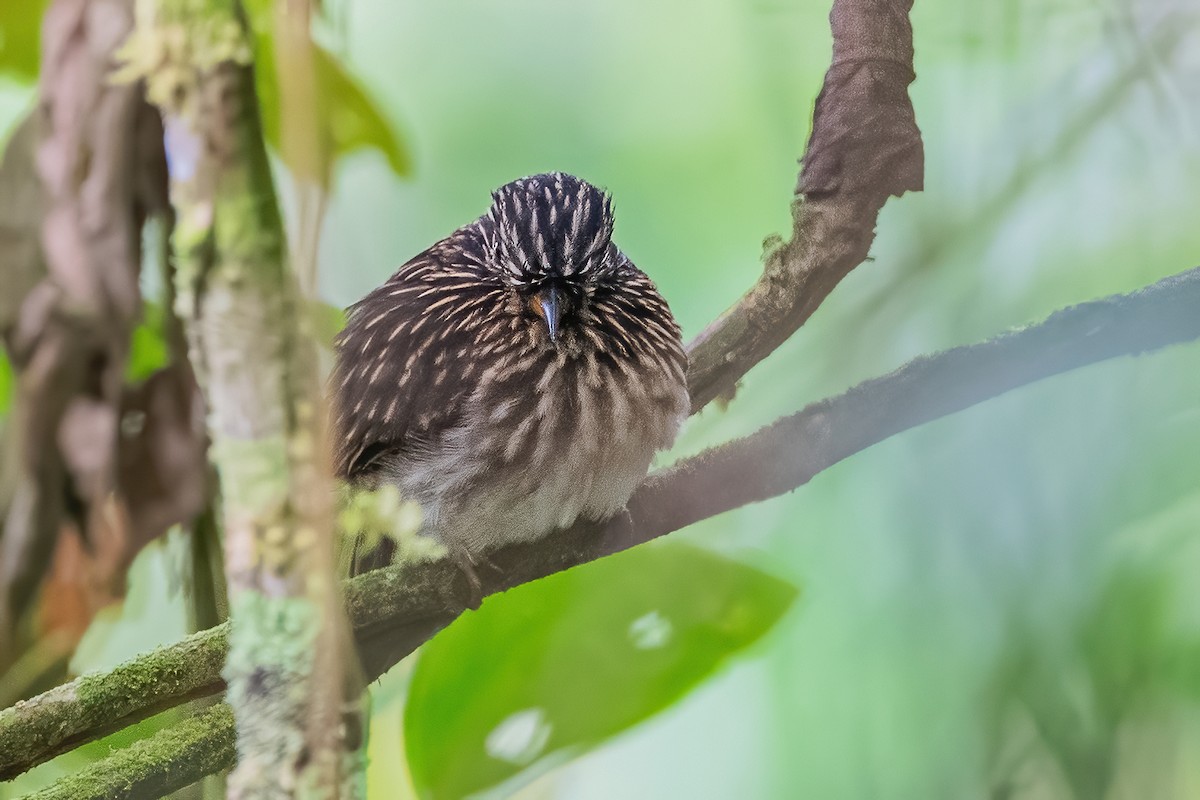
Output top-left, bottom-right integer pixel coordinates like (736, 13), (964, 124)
(450, 546), (497, 610)
(598, 508), (637, 555)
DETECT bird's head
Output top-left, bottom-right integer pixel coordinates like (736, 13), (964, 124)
(483, 173), (621, 343)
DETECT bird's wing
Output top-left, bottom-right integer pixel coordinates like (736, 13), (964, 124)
(329, 234), (497, 479)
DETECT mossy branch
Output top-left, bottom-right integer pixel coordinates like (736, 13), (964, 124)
(0, 626), (227, 778)
(6, 264), (1200, 794)
(23, 704), (234, 800)
(8, 0), (1196, 795)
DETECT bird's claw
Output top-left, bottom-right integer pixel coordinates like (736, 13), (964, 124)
(451, 547), (498, 610)
(598, 508), (637, 554)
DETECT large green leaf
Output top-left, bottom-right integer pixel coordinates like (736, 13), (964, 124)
(404, 542), (797, 799)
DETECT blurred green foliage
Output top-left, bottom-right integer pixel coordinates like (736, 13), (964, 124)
(305, 297), (348, 348)
(0, 302), (178, 418)
(0, 0), (409, 179)
(0, 355), (10, 417)
(0, 0), (47, 83)
(126, 303), (171, 383)
(252, 29), (412, 181)
(2, 0), (1200, 798)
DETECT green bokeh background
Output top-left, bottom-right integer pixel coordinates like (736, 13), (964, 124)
(3, 0), (1200, 797)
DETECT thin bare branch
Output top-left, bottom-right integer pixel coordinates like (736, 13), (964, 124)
(635, 266), (1200, 539)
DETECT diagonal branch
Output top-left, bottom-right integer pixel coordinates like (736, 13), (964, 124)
(633, 266), (1200, 539)
(21, 704), (234, 800)
(685, 0), (922, 412)
(4, 263), (1198, 789)
(18, 0), (1200, 796)
(357, 265), (1200, 668)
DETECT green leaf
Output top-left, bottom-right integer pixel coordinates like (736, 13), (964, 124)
(404, 542), (797, 799)
(255, 32), (412, 180)
(1082, 491), (1200, 706)
(0, 0), (47, 82)
(126, 304), (170, 383)
(305, 297), (347, 348)
(0, 351), (11, 418)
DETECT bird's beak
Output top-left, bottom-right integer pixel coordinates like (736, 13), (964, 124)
(535, 284), (564, 342)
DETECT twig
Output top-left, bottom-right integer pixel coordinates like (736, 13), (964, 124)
(6, 264), (1199, 788)
(3, 0), (924, 780)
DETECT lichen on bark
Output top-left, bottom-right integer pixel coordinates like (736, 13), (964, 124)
(115, 0), (356, 795)
(0, 624), (228, 780)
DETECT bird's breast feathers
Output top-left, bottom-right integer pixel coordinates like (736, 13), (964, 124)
(378, 337), (687, 553)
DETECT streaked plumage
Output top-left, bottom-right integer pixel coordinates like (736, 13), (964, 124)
(331, 173), (688, 571)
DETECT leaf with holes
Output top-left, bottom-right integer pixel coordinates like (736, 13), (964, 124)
(404, 542), (797, 799)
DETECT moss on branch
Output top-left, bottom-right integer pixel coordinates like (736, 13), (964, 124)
(25, 704), (234, 800)
(0, 625), (228, 780)
(8, 265), (1200, 792)
(119, 0), (351, 794)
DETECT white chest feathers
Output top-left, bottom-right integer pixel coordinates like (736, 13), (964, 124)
(381, 349), (688, 556)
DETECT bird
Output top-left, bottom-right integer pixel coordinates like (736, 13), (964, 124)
(329, 172), (689, 594)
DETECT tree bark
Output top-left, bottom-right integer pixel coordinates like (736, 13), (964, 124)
(685, 0), (922, 411)
(22, 704), (234, 800)
(115, 1), (351, 796)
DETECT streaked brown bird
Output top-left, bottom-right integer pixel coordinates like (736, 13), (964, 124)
(330, 173), (688, 588)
